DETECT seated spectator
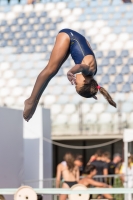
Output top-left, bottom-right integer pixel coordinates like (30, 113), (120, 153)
(56, 153), (79, 200)
(79, 165), (113, 199)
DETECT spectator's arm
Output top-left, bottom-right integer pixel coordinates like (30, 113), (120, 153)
(56, 164), (62, 188)
(115, 162), (122, 174)
(88, 179), (110, 188)
(120, 174), (125, 183)
(103, 162), (108, 175)
(87, 156), (95, 164)
(119, 164), (123, 174)
(103, 194), (113, 199)
(103, 168), (108, 175)
(103, 163), (108, 183)
(76, 167), (80, 182)
(115, 166), (119, 174)
(119, 165), (125, 183)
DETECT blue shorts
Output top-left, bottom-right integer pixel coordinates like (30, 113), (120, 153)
(59, 29), (97, 74)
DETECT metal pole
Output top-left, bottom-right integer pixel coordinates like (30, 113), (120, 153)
(119, 102), (129, 200)
(124, 141), (128, 200)
(39, 108), (43, 189)
(118, 101), (122, 134)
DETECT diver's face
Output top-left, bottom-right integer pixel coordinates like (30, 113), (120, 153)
(75, 74), (92, 92)
(75, 74), (85, 91)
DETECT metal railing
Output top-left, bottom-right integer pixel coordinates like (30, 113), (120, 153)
(24, 174), (133, 188)
(24, 175), (133, 200)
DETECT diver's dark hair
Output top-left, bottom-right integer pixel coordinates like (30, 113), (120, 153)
(77, 78), (116, 108)
(84, 165), (96, 175)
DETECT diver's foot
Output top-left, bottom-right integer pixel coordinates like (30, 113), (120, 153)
(23, 98), (35, 122)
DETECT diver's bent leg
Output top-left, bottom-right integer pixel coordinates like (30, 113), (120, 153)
(23, 32), (70, 121)
(23, 66), (58, 121)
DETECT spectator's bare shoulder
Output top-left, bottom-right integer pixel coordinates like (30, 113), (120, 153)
(57, 163), (63, 171)
(79, 177), (90, 187)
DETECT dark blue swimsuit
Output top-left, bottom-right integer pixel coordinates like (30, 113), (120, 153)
(59, 28), (97, 75)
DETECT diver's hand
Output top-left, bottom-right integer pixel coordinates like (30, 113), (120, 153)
(67, 72), (76, 85)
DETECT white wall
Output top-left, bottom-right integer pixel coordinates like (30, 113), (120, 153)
(0, 107), (23, 200)
(23, 107), (52, 190)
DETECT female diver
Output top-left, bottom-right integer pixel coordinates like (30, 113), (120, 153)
(23, 29), (116, 121)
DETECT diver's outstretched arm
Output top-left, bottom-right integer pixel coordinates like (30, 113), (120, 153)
(67, 64), (94, 81)
(68, 64), (86, 74)
(23, 32), (70, 121)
